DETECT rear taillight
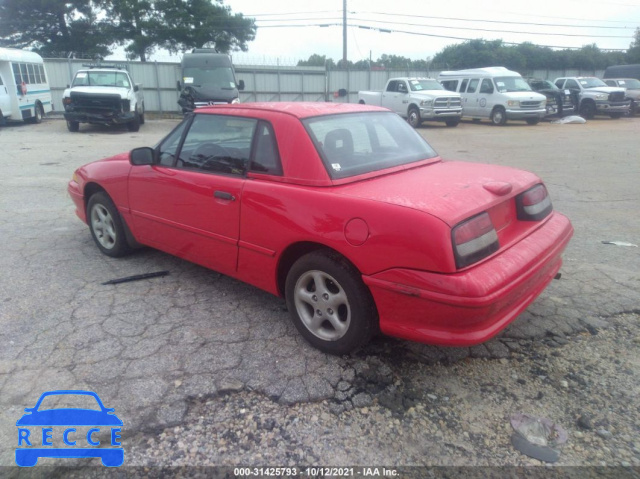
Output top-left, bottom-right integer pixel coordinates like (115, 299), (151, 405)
(517, 184), (552, 221)
(452, 212), (499, 269)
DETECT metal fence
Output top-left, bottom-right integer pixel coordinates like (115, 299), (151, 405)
(42, 58), (602, 113)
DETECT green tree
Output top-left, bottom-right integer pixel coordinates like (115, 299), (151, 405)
(0, 0), (114, 58)
(627, 27), (640, 63)
(157, 0), (256, 57)
(297, 54), (335, 68)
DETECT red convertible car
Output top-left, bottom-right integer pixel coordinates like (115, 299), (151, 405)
(68, 103), (573, 355)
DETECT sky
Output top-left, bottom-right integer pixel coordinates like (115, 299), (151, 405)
(159, 0), (640, 66)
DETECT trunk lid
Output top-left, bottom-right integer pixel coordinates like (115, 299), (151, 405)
(334, 160), (541, 227)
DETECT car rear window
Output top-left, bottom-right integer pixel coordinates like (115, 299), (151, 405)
(302, 112), (437, 179)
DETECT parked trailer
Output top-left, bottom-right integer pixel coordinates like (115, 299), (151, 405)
(0, 47), (52, 124)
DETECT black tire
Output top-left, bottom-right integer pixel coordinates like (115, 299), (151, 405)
(445, 119), (460, 127)
(87, 192), (133, 258)
(579, 101), (596, 120)
(28, 102), (43, 124)
(407, 107), (421, 128)
(67, 120), (80, 132)
(609, 113), (623, 119)
(490, 106), (507, 126)
(358, 100), (365, 104)
(285, 250), (376, 355)
(139, 105), (145, 124)
(127, 113), (140, 132)
(526, 118), (540, 125)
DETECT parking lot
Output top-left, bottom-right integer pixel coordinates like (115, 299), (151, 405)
(1, 115), (639, 471)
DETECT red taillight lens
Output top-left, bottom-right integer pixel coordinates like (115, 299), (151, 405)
(452, 212), (499, 269)
(517, 184), (552, 221)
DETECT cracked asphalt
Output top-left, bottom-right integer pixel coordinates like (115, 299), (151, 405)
(0, 116), (638, 470)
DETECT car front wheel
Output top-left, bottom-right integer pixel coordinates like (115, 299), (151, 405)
(87, 192), (132, 257)
(407, 107), (421, 128)
(579, 101), (596, 119)
(285, 250), (376, 355)
(491, 107), (507, 126)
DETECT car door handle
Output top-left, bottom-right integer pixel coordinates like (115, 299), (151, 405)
(214, 191), (235, 201)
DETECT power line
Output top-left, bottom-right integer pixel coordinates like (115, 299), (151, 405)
(256, 23), (629, 51)
(255, 18), (635, 39)
(356, 11), (640, 30)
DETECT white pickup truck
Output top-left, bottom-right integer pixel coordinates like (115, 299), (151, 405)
(358, 77), (463, 127)
(62, 64), (145, 132)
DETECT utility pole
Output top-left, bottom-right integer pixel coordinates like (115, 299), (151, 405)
(343, 0), (347, 65)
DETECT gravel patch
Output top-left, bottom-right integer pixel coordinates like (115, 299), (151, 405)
(125, 313), (640, 468)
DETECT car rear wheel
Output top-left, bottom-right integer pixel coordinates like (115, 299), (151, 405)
(67, 120), (80, 132)
(87, 192), (132, 257)
(490, 107), (507, 126)
(526, 118), (540, 125)
(609, 113), (623, 119)
(28, 102), (43, 124)
(407, 107), (421, 128)
(445, 119), (460, 127)
(139, 105), (145, 124)
(285, 250), (376, 355)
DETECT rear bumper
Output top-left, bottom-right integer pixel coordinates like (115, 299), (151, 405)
(363, 212), (573, 346)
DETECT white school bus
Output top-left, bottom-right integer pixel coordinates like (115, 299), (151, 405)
(0, 47), (52, 124)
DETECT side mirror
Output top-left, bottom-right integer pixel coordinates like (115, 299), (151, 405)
(237, 79), (245, 91)
(130, 147), (156, 166)
(66, 84), (70, 88)
(176, 80), (181, 91)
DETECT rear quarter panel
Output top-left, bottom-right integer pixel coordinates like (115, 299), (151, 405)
(236, 179), (454, 295)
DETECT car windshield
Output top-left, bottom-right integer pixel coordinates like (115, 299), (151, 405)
(409, 79), (444, 91)
(303, 111), (437, 180)
(494, 77), (532, 92)
(579, 77), (608, 88)
(183, 66), (236, 90)
(529, 80), (558, 91)
(36, 394), (102, 411)
(72, 71), (130, 88)
(616, 79), (640, 89)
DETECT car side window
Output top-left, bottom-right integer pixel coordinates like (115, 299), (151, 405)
(460, 79), (469, 92)
(565, 79), (579, 89)
(479, 79), (494, 94)
(158, 119), (189, 166)
(440, 80), (458, 92)
(249, 122), (283, 175)
(604, 80), (616, 87)
(397, 82), (408, 93)
(177, 114), (257, 176)
(386, 80), (397, 92)
(554, 79), (565, 89)
(466, 79), (479, 93)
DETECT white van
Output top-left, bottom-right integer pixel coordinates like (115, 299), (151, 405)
(0, 47), (52, 124)
(438, 67), (547, 125)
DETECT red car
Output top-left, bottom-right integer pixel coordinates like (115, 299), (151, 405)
(68, 103), (573, 355)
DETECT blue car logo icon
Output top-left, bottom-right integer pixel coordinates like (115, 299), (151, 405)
(16, 390), (123, 467)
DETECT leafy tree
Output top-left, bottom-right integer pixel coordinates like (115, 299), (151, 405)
(101, 0), (163, 61)
(0, 0), (114, 58)
(628, 27), (640, 63)
(297, 54), (335, 68)
(156, 0), (256, 58)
